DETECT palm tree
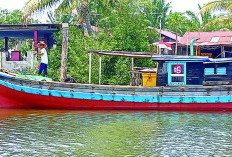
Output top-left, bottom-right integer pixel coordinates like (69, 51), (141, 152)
(184, 4), (217, 31)
(200, 0), (232, 26)
(186, 4), (213, 26)
(144, 0), (171, 29)
(23, 0), (93, 35)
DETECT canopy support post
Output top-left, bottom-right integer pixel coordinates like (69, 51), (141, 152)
(99, 55), (102, 85)
(89, 52), (92, 84)
(131, 57), (135, 86)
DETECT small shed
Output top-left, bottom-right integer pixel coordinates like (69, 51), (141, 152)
(0, 24), (61, 52)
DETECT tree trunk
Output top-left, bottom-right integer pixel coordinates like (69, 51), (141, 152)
(81, 1), (92, 36)
(60, 23), (69, 82)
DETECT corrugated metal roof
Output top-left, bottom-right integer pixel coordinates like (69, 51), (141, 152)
(179, 31), (232, 46)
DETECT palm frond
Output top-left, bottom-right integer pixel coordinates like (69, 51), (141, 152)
(185, 10), (199, 21)
(200, 0), (232, 13)
(204, 16), (231, 26)
(23, 0), (62, 21)
(56, 0), (72, 13)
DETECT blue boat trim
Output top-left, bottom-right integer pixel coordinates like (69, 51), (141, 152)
(151, 55), (210, 62)
(0, 73), (13, 79)
(1, 79), (232, 104)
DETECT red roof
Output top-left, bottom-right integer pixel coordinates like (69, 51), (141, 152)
(179, 31), (232, 46)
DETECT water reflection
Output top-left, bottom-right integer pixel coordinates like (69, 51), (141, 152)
(0, 109), (232, 156)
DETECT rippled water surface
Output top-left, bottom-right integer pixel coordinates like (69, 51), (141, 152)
(0, 109), (232, 156)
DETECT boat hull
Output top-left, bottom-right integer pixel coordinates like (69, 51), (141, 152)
(1, 72), (232, 111)
(1, 83), (232, 111)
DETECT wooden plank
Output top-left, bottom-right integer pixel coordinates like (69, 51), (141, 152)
(3, 72), (232, 99)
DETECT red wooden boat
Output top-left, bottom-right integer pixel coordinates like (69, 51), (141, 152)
(1, 66), (232, 111)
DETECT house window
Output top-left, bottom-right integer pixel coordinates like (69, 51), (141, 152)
(216, 67), (226, 75)
(205, 68), (214, 75)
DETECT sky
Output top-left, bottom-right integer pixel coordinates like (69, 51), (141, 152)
(0, 0), (28, 11)
(167, 0), (214, 13)
(0, 0), (215, 22)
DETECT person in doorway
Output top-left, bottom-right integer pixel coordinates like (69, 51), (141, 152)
(34, 42), (48, 77)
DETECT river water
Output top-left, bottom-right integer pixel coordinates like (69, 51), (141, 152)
(0, 109), (232, 156)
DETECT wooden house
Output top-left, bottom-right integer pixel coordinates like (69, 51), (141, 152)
(177, 31), (232, 58)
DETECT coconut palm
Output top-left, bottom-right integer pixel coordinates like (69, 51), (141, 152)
(184, 4), (219, 31)
(186, 4), (214, 26)
(23, 0), (95, 35)
(144, 0), (170, 29)
(200, 0), (232, 26)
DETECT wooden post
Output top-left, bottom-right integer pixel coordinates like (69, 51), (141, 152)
(131, 57), (135, 86)
(4, 37), (8, 52)
(222, 46), (225, 58)
(60, 23), (69, 82)
(186, 31), (189, 56)
(175, 33), (178, 55)
(89, 52), (92, 84)
(99, 55), (102, 85)
(4, 37), (8, 60)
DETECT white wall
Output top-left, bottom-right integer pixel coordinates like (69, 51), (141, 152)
(0, 51), (37, 73)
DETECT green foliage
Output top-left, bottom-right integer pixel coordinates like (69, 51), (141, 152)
(183, 4), (232, 32)
(19, 40), (34, 57)
(96, 0), (157, 85)
(199, 0), (232, 30)
(48, 0), (158, 85)
(0, 9), (24, 24)
(165, 3), (232, 35)
(144, 0), (171, 29)
(165, 12), (189, 36)
(47, 11), (77, 24)
(48, 26), (100, 83)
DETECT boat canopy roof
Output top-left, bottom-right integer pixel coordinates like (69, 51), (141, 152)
(152, 55), (232, 63)
(151, 55), (210, 62)
(89, 50), (232, 63)
(89, 50), (154, 58)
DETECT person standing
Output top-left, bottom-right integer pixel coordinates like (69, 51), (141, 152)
(34, 42), (48, 77)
